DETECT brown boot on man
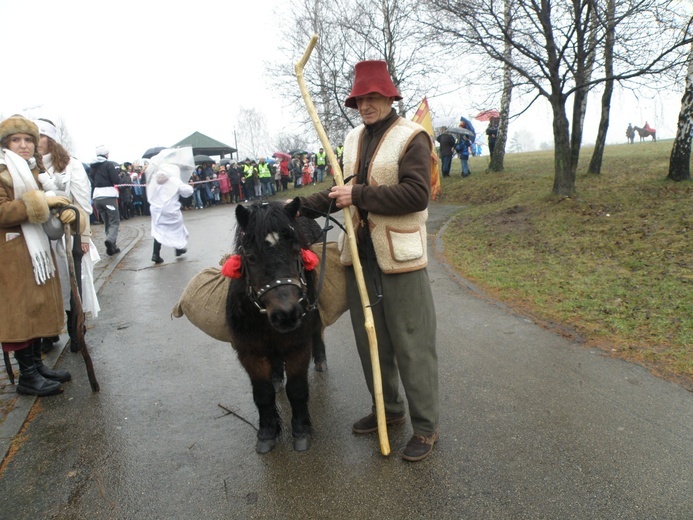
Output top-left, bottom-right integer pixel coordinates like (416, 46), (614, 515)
(402, 432), (438, 462)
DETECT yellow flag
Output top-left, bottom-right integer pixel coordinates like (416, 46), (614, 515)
(412, 97), (441, 201)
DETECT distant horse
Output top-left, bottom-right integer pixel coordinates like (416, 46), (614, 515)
(634, 124), (656, 142)
(226, 199), (324, 454)
(626, 125), (635, 144)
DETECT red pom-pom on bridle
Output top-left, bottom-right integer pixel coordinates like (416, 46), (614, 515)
(301, 248), (319, 271)
(221, 249), (319, 279)
(221, 255), (243, 278)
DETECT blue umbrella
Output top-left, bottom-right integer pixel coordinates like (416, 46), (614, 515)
(458, 116), (476, 142)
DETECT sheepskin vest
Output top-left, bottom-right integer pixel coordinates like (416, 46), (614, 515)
(339, 118), (428, 274)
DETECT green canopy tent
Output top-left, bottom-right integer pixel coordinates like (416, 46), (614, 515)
(172, 131), (237, 159)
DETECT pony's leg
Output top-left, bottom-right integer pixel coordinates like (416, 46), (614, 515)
(284, 348), (313, 451)
(240, 355), (281, 454)
(270, 356), (284, 392)
(251, 377), (281, 454)
(312, 324), (327, 372)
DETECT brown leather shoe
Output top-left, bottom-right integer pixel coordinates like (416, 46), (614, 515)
(352, 412), (406, 434)
(401, 432), (439, 462)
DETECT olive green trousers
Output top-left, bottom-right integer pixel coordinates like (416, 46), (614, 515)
(346, 261), (439, 436)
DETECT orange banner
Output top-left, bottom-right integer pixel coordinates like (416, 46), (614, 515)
(412, 97), (441, 201)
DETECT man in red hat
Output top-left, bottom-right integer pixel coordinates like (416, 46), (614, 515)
(298, 60), (439, 462)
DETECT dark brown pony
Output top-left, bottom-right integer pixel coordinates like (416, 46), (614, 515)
(634, 124), (656, 142)
(226, 199), (324, 454)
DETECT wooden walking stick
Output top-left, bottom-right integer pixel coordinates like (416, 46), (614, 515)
(295, 34), (390, 456)
(61, 207), (100, 392)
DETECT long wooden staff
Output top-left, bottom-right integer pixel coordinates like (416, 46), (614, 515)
(61, 207), (100, 392)
(295, 35), (389, 456)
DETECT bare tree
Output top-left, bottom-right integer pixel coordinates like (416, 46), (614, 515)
(268, 0), (356, 145)
(424, 0), (692, 196)
(269, 0), (451, 145)
(236, 107), (271, 160)
(488, 0), (514, 172)
(274, 132), (312, 155)
(668, 43), (693, 181)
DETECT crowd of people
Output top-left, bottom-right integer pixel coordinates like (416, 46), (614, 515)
(180, 150), (340, 210)
(86, 148), (341, 221)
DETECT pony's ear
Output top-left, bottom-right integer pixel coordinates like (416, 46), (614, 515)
(236, 203), (250, 229)
(284, 197), (301, 220)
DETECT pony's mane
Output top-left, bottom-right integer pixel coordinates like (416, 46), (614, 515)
(234, 202), (302, 252)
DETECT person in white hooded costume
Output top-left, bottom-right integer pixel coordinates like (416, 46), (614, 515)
(36, 118), (100, 354)
(146, 147), (195, 263)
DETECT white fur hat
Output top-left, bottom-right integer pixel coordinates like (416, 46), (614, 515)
(95, 145), (109, 156)
(35, 119), (58, 142)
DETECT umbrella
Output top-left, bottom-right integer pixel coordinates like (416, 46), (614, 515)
(149, 147), (196, 184)
(475, 109), (500, 122)
(447, 127), (475, 138)
(273, 152), (291, 160)
(458, 116), (476, 137)
(142, 146), (167, 159)
(193, 154), (214, 165)
(288, 149), (308, 157)
(219, 157), (235, 166)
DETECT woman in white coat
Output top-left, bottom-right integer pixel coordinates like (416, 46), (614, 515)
(36, 118), (100, 353)
(146, 148), (194, 264)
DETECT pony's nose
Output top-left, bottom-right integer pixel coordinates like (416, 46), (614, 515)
(268, 304), (303, 332)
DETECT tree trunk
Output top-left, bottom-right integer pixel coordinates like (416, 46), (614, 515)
(489, 0), (513, 172)
(668, 45), (693, 182)
(568, 3), (598, 176)
(551, 98), (575, 196)
(588, 0), (615, 175)
(588, 79), (614, 175)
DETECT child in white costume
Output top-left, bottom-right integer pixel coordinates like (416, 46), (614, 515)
(146, 147), (195, 264)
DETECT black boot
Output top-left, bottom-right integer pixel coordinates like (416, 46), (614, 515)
(152, 240), (164, 264)
(33, 340), (71, 383)
(14, 345), (63, 396)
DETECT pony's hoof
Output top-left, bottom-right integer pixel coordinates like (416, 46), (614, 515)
(293, 435), (311, 452)
(256, 438), (277, 454)
(314, 360), (328, 372)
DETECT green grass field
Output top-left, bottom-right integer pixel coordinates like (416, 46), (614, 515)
(439, 140), (692, 389)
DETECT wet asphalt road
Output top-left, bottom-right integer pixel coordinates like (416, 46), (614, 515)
(0, 201), (691, 519)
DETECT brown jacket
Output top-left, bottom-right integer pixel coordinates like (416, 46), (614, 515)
(0, 163), (65, 342)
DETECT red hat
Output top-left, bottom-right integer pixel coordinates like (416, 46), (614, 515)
(345, 60), (402, 109)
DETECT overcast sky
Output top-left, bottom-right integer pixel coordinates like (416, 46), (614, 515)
(1, 0), (295, 163)
(0, 0), (684, 164)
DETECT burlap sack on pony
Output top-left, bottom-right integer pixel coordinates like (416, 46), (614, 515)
(171, 242), (348, 342)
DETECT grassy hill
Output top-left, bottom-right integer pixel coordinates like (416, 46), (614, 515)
(438, 140), (692, 390)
